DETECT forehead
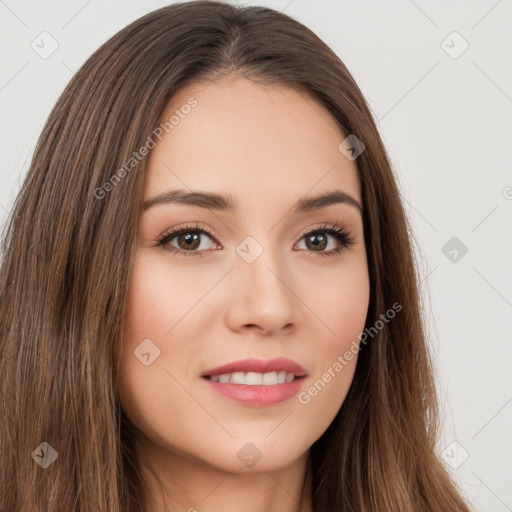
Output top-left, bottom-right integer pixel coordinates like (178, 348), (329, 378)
(144, 76), (362, 211)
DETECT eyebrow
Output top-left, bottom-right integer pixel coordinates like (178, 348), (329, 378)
(143, 189), (363, 215)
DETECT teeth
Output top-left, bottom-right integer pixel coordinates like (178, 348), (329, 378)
(208, 371), (297, 385)
(245, 372), (262, 385)
(231, 372), (247, 385)
(262, 371), (277, 385)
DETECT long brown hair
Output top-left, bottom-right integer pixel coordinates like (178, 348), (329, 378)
(0, 2), (472, 510)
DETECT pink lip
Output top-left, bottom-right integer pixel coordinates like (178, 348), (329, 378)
(201, 357), (308, 377)
(200, 357), (308, 407)
(202, 377), (306, 406)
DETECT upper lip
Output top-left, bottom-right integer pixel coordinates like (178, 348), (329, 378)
(201, 357), (308, 378)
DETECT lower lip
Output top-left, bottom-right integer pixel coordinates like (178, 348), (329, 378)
(201, 376), (306, 406)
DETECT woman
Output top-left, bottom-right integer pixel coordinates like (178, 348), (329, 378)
(0, 2), (472, 511)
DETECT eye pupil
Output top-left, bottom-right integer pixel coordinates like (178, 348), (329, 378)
(179, 232), (200, 250)
(306, 233), (327, 251)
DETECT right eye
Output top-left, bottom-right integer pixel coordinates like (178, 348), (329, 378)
(156, 224), (220, 257)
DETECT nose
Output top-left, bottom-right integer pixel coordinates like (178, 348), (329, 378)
(224, 245), (300, 336)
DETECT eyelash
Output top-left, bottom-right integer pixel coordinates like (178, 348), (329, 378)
(156, 222), (356, 258)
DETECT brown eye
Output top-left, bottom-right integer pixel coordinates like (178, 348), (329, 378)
(296, 224), (355, 257)
(175, 231), (201, 250)
(304, 232), (328, 251)
(156, 224), (219, 257)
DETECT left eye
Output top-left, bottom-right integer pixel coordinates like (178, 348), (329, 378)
(156, 223), (355, 258)
(295, 224), (355, 257)
(296, 230), (343, 252)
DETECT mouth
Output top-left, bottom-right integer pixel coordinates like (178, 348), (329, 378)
(200, 357), (308, 406)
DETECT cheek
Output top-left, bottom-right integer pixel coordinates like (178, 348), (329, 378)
(293, 256), (370, 433)
(123, 251), (211, 341)
(301, 253), (370, 350)
(118, 254), (206, 449)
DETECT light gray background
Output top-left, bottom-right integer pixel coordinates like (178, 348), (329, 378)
(1, 1), (511, 510)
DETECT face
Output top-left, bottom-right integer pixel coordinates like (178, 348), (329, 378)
(118, 75), (370, 475)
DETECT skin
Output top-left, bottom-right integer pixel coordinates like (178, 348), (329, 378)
(118, 74), (370, 512)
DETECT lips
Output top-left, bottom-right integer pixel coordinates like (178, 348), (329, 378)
(201, 357), (308, 378)
(200, 357), (308, 406)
